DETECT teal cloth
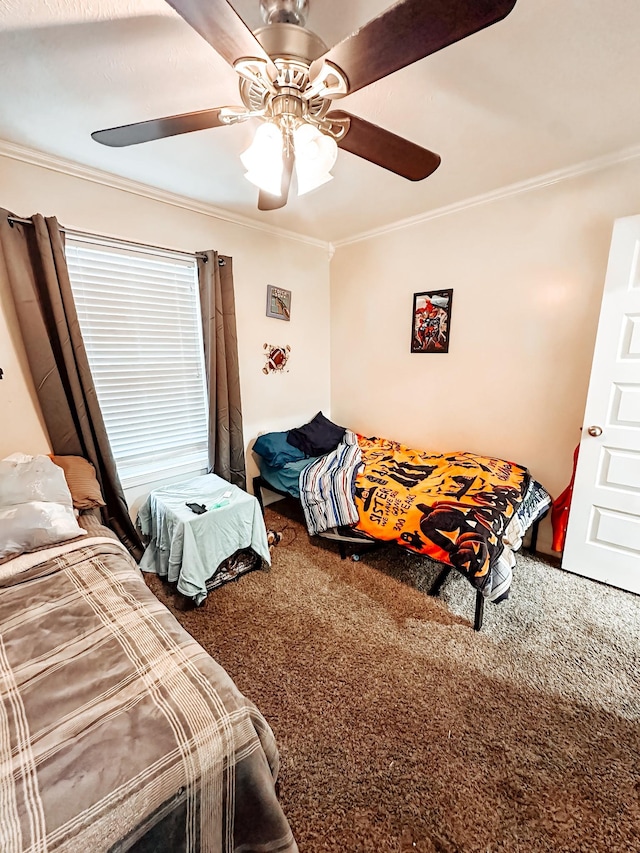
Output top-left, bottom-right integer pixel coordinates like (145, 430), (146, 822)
(137, 474), (270, 604)
(258, 456), (318, 499)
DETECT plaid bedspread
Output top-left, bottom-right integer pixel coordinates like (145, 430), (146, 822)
(0, 535), (297, 853)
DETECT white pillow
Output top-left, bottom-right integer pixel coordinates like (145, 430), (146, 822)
(0, 455), (73, 508)
(0, 501), (85, 561)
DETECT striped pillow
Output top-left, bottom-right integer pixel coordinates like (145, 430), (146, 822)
(50, 455), (106, 510)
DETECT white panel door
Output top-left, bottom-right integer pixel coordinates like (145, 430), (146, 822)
(563, 216), (640, 594)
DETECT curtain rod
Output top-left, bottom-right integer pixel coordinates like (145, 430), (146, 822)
(5, 214), (223, 264)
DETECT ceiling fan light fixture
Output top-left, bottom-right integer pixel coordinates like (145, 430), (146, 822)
(296, 168), (333, 196)
(240, 122), (284, 195)
(293, 122), (338, 195)
(92, 0), (511, 208)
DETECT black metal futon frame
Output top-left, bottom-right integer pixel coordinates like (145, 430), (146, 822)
(253, 475), (546, 632)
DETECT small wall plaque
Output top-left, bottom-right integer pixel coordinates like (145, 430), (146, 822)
(266, 285), (291, 321)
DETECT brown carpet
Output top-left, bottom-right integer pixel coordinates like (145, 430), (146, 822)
(145, 499), (640, 853)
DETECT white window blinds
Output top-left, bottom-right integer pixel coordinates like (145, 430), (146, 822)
(65, 234), (209, 488)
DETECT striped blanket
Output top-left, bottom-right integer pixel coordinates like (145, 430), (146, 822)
(298, 431), (362, 535)
(0, 534), (297, 853)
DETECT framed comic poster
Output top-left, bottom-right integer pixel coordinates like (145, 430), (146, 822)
(410, 289), (453, 353)
(266, 285), (291, 321)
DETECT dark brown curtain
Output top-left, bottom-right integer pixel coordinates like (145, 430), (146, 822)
(0, 210), (142, 558)
(197, 251), (246, 489)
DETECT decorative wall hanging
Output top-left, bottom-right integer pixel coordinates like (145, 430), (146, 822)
(410, 289), (453, 354)
(263, 343), (291, 374)
(266, 285), (291, 320)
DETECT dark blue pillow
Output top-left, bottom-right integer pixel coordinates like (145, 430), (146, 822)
(286, 412), (346, 457)
(253, 431), (307, 468)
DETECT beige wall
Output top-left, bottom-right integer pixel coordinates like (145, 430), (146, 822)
(4, 148), (640, 551)
(330, 157), (640, 552)
(0, 154), (332, 494)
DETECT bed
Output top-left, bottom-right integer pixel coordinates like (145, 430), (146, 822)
(251, 414), (551, 630)
(0, 454), (297, 852)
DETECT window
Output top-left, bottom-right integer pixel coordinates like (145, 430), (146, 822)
(66, 234), (209, 489)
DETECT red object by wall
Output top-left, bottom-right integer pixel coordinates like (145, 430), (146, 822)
(550, 445), (580, 553)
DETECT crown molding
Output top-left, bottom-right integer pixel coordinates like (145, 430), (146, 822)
(5, 138), (640, 253)
(333, 143), (640, 249)
(0, 139), (330, 251)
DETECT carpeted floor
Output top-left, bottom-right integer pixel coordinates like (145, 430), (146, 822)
(145, 498), (640, 853)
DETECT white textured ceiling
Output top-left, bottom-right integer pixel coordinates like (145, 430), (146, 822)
(1, 0), (639, 243)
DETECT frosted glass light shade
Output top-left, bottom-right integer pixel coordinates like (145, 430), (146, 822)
(293, 123), (338, 196)
(241, 122), (284, 195)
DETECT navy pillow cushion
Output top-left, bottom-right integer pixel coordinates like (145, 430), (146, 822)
(253, 431), (307, 468)
(286, 412), (346, 457)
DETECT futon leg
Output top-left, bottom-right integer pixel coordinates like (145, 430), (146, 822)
(428, 565), (452, 596)
(430, 565), (484, 631)
(252, 476), (265, 514)
(528, 517), (540, 553)
(474, 591), (485, 632)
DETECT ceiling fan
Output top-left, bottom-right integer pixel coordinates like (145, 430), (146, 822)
(92, 0), (517, 211)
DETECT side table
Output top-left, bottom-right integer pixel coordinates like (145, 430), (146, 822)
(137, 473), (270, 604)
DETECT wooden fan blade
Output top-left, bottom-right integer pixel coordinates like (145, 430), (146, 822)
(164, 0), (277, 74)
(310, 0), (517, 96)
(258, 146), (295, 211)
(92, 108), (237, 147)
(328, 110), (440, 181)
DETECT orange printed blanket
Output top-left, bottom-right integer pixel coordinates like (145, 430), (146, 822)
(354, 436), (530, 591)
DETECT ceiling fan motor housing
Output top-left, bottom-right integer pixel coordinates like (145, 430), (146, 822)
(260, 0), (309, 26)
(254, 23), (327, 64)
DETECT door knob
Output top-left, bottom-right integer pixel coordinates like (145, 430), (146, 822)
(587, 425), (603, 437)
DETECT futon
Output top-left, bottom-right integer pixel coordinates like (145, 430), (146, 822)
(252, 417), (551, 626)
